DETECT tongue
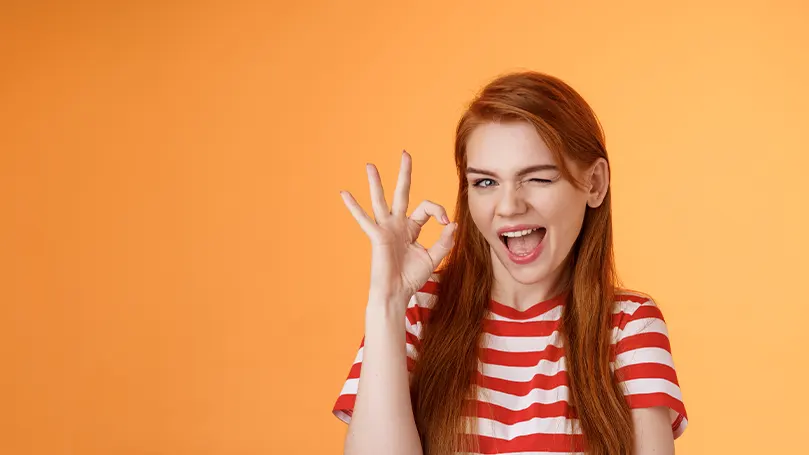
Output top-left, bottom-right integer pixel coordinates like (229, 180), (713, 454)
(506, 230), (543, 255)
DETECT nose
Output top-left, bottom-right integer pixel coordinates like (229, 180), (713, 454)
(494, 183), (528, 218)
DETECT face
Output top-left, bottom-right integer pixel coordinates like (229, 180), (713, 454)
(465, 120), (609, 292)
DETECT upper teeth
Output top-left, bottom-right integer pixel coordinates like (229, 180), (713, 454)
(502, 228), (541, 238)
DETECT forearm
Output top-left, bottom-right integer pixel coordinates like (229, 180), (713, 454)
(343, 292), (423, 455)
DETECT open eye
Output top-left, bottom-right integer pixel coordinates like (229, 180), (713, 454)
(472, 178), (496, 188)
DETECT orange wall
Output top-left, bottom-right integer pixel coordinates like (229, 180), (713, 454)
(2, 1), (808, 454)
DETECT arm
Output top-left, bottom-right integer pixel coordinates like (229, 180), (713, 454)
(337, 152), (454, 455)
(343, 292), (423, 455)
(614, 295), (689, 452)
(632, 407), (675, 454)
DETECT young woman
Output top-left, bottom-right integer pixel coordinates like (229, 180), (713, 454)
(333, 71), (687, 455)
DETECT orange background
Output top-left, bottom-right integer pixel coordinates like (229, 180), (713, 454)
(2, 1), (808, 454)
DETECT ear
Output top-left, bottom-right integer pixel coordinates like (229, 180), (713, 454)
(586, 158), (610, 208)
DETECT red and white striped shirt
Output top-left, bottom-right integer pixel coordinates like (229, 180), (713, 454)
(333, 279), (688, 454)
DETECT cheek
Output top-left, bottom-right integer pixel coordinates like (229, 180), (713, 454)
(555, 205), (587, 237)
(467, 194), (494, 232)
(541, 189), (588, 236)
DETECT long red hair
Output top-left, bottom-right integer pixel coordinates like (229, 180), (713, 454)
(409, 71), (633, 454)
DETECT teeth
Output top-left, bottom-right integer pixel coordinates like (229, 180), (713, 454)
(502, 227), (541, 238)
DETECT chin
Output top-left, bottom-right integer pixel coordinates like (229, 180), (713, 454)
(492, 245), (553, 285)
(509, 263), (552, 285)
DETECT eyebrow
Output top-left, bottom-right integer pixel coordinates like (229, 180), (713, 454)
(465, 164), (558, 178)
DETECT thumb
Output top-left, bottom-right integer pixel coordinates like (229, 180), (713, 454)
(427, 222), (457, 266)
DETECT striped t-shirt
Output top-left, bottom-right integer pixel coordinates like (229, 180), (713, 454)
(333, 278), (688, 454)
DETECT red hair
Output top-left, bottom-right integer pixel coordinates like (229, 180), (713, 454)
(409, 71), (632, 454)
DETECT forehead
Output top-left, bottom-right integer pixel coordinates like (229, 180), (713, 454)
(465, 121), (555, 170)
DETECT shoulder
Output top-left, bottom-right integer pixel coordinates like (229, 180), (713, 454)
(613, 288), (666, 319)
(414, 272), (441, 298)
(406, 273), (441, 325)
(612, 288), (669, 334)
(614, 288), (657, 313)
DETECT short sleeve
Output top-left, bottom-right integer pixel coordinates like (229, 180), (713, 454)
(612, 294), (689, 439)
(331, 280), (437, 424)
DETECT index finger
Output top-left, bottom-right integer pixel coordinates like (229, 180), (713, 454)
(391, 150), (411, 216)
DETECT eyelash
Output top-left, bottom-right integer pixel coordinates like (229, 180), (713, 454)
(472, 178), (553, 188)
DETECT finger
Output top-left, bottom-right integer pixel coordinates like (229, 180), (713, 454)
(409, 200), (450, 227)
(391, 150), (411, 216)
(340, 191), (378, 238)
(427, 222), (457, 268)
(366, 163), (390, 221)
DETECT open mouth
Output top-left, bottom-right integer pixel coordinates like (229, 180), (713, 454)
(500, 227), (546, 257)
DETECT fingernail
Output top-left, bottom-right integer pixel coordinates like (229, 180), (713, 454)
(442, 214), (449, 224)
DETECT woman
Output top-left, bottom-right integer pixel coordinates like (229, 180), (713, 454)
(333, 71), (688, 455)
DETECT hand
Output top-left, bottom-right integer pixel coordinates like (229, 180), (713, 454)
(340, 151), (457, 300)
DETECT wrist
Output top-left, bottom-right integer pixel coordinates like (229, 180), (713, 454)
(368, 285), (410, 303)
(366, 290), (410, 318)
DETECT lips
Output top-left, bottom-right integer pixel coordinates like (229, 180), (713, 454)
(495, 224), (546, 265)
(497, 225), (546, 246)
(496, 224), (544, 236)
